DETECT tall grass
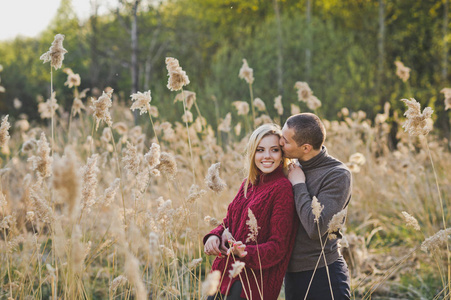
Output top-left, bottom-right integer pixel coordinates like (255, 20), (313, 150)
(0, 36), (450, 300)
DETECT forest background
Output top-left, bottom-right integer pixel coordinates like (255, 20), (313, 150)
(0, 0), (450, 142)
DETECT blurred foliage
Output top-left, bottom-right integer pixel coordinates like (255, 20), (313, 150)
(0, 0), (450, 137)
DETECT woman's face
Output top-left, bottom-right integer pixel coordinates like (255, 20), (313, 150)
(254, 135), (283, 174)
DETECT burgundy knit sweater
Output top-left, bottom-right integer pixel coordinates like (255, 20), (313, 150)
(204, 165), (298, 300)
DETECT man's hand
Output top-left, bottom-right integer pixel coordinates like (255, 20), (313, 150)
(204, 236), (222, 257)
(227, 241), (247, 258)
(287, 163), (306, 185)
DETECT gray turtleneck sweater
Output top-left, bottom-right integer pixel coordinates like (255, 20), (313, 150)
(287, 146), (352, 272)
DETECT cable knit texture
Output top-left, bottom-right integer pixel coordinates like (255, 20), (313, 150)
(204, 165), (298, 300)
(287, 146), (352, 272)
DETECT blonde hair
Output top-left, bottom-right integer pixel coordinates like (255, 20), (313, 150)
(243, 124), (289, 197)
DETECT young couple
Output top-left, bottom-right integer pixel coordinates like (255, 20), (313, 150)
(204, 113), (352, 300)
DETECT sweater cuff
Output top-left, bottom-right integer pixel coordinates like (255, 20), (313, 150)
(203, 233), (221, 245)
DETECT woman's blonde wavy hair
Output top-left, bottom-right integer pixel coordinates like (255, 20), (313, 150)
(243, 123), (290, 197)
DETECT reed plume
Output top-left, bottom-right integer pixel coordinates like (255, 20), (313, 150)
(165, 57), (190, 91)
(91, 90), (114, 130)
(40, 34), (68, 70)
(205, 162), (227, 193)
(0, 115), (11, 149)
(28, 132), (53, 179)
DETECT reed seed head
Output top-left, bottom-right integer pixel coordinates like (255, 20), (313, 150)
(205, 162), (227, 193)
(202, 270), (221, 296)
(130, 90), (152, 115)
(0, 115), (11, 149)
(274, 95), (283, 115)
(91, 89), (114, 130)
(394, 61), (411, 82)
(239, 59), (254, 85)
(401, 211), (420, 231)
(312, 196), (324, 223)
(246, 208), (260, 243)
(40, 34), (68, 70)
(165, 57), (190, 91)
(401, 98), (433, 136)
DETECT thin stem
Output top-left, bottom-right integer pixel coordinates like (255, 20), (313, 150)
(32, 223), (43, 300)
(248, 83), (256, 129)
(316, 222), (334, 300)
(146, 106), (160, 145)
(109, 125), (127, 227)
(229, 254), (252, 300)
(181, 88), (196, 184)
(49, 65), (58, 300)
(361, 245), (420, 299)
(224, 278), (233, 300)
(194, 101), (207, 133)
(67, 88), (78, 143)
(303, 249), (323, 300)
(256, 245), (264, 299)
(2, 206), (13, 299)
(424, 139), (450, 295)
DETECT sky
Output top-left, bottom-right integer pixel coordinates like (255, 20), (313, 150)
(0, 0), (115, 41)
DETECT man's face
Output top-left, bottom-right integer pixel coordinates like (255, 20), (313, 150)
(280, 125), (304, 159)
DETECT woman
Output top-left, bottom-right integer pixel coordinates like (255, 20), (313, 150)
(204, 124), (299, 300)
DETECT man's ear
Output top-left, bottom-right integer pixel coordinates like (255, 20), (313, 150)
(302, 144), (313, 153)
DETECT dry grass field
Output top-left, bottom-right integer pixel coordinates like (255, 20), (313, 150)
(0, 34), (450, 299)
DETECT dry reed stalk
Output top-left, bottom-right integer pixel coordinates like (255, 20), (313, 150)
(129, 90), (160, 144)
(91, 90), (113, 131)
(239, 59), (255, 128)
(52, 148), (80, 221)
(124, 251), (147, 299)
(202, 270), (221, 297)
(225, 261), (246, 296)
(304, 196), (334, 300)
(400, 98), (450, 295)
(0, 115), (11, 149)
(245, 208), (263, 299)
(109, 275), (127, 299)
(0, 192), (13, 299)
(180, 88), (196, 184)
(205, 163), (227, 193)
(28, 132), (53, 180)
(79, 154), (99, 222)
(361, 245), (421, 300)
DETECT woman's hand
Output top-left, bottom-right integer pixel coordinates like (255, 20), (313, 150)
(287, 162), (306, 185)
(227, 241), (247, 258)
(204, 236), (223, 257)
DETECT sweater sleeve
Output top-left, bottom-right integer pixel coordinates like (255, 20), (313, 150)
(240, 181), (297, 270)
(203, 181), (246, 245)
(293, 168), (351, 240)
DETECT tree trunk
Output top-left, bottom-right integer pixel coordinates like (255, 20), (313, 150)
(131, 0), (139, 123)
(89, 0), (100, 88)
(305, 0), (312, 80)
(442, 0), (449, 84)
(273, 0), (284, 96)
(377, 0), (385, 99)
(131, 0), (139, 94)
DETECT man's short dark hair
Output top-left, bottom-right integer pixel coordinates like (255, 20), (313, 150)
(286, 113), (326, 150)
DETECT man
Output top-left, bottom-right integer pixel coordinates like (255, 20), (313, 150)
(279, 113), (352, 300)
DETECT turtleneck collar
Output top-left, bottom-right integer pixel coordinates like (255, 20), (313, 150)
(299, 146), (328, 171)
(255, 163), (285, 186)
